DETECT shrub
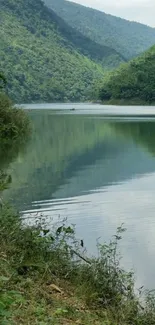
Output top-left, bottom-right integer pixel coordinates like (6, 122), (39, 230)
(0, 92), (31, 141)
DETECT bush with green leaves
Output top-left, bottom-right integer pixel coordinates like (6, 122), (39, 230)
(0, 92), (31, 141)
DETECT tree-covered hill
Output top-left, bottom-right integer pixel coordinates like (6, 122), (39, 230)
(98, 45), (155, 104)
(43, 3), (125, 67)
(1, 0), (114, 103)
(45, 0), (155, 60)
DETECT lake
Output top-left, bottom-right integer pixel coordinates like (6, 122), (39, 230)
(3, 104), (155, 290)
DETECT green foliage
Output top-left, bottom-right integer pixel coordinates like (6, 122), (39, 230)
(45, 0), (155, 60)
(0, 93), (31, 140)
(1, 0), (105, 103)
(0, 90), (31, 193)
(0, 73), (7, 89)
(98, 45), (155, 104)
(71, 226), (135, 308)
(0, 171), (11, 192)
(1, 206), (155, 324)
(0, 289), (24, 322)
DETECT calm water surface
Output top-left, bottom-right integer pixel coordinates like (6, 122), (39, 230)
(4, 104), (155, 289)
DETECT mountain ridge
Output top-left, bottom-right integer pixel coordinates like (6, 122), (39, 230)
(0, 0), (109, 103)
(45, 0), (155, 59)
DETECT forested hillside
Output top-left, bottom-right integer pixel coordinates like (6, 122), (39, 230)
(45, 0), (155, 60)
(0, 0), (112, 103)
(98, 45), (155, 104)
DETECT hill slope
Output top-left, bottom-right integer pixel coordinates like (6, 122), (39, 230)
(98, 45), (155, 104)
(0, 0), (110, 103)
(45, 0), (155, 60)
(42, 5), (125, 68)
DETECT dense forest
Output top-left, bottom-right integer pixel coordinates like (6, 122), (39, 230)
(46, 0), (155, 60)
(98, 45), (155, 104)
(1, 0), (113, 103)
(1, 0), (155, 103)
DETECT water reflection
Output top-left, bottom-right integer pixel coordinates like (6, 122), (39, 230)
(4, 110), (155, 289)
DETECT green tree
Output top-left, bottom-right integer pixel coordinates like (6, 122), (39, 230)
(0, 73), (6, 89)
(98, 45), (155, 104)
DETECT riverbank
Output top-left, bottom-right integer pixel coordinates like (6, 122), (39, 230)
(101, 98), (155, 106)
(0, 205), (155, 324)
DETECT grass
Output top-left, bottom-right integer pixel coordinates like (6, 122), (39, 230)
(0, 205), (155, 325)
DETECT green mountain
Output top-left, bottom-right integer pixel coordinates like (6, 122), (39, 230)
(0, 0), (114, 103)
(98, 45), (155, 104)
(45, 0), (155, 60)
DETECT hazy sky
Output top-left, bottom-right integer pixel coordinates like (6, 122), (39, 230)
(68, 0), (155, 27)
